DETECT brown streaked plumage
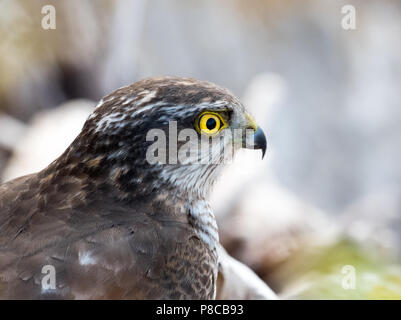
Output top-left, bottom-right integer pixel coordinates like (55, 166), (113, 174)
(0, 77), (266, 299)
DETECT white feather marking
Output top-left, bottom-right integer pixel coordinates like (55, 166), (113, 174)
(122, 96), (136, 105)
(95, 112), (127, 132)
(137, 90), (157, 105)
(78, 251), (96, 266)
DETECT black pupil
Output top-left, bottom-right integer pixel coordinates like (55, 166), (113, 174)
(206, 118), (217, 130)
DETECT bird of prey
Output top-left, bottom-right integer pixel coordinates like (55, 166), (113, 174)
(0, 77), (266, 299)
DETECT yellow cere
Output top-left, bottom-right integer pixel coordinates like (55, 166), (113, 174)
(245, 112), (258, 131)
(197, 112), (226, 135)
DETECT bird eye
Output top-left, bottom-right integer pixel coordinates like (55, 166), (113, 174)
(197, 112), (226, 135)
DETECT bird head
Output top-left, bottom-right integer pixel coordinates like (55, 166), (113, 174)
(61, 77), (266, 200)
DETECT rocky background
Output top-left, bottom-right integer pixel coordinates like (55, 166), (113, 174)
(1, 0), (401, 298)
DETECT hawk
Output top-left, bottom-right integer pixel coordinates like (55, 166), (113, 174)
(0, 77), (266, 299)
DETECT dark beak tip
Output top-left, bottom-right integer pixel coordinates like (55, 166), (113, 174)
(254, 127), (267, 160)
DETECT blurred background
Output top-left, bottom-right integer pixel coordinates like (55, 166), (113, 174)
(1, 0), (401, 299)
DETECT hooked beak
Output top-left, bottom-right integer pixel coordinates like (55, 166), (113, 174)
(252, 127), (267, 159)
(242, 113), (267, 159)
(243, 127), (267, 159)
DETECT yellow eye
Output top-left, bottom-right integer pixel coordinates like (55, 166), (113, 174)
(197, 112), (226, 135)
